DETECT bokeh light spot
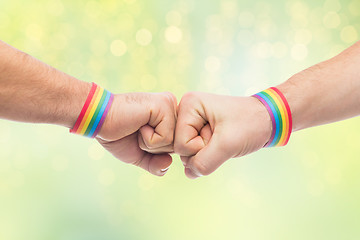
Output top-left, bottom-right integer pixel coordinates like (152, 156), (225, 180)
(47, 0), (64, 16)
(88, 143), (105, 160)
(26, 24), (43, 41)
(238, 11), (255, 28)
(256, 42), (272, 59)
(323, 12), (341, 29)
(272, 42), (288, 59)
(237, 30), (254, 46)
(291, 44), (308, 61)
(348, 0), (360, 16)
(294, 29), (313, 45)
(165, 26), (183, 43)
(221, 0), (238, 18)
(340, 26), (358, 43)
(110, 40), (127, 56)
(166, 11), (182, 26)
(136, 28), (153, 46)
(323, 0), (342, 12)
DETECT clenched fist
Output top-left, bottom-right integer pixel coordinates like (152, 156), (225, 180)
(97, 92), (177, 176)
(174, 92), (272, 179)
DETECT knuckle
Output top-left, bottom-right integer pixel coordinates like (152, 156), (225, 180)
(174, 139), (190, 156)
(174, 141), (186, 155)
(159, 93), (170, 102)
(174, 137), (203, 156)
(162, 133), (174, 146)
(181, 91), (199, 102)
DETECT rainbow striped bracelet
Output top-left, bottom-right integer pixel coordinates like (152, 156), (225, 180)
(70, 82), (114, 138)
(253, 87), (292, 147)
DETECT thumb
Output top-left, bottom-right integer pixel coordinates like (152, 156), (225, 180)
(185, 131), (234, 179)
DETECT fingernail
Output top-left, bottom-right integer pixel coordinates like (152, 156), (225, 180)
(185, 167), (200, 179)
(160, 167), (170, 173)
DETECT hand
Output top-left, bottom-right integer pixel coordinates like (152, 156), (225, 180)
(97, 92), (177, 176)
(174, 92), (272, 179)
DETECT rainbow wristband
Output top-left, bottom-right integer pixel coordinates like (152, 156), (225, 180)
(252, 87), (292, 147)
(70, 82), (114, 138)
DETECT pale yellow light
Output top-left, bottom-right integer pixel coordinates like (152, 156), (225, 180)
(165, 26), (183, 43)
(110, 40), (127, 56)
(136, 28), (153, 46)
(340, 26), (358, 43)
(323, 12), (341, 29)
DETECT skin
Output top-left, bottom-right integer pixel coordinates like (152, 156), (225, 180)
(2, 39), (360, 179)
(0, 40), (177, 176)
(174, 41), (360, 179)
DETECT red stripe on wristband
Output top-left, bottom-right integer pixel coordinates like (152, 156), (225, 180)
(70, 82), (97, 133)
(253, 87), (293, 147)
(270, 87), (293, 146)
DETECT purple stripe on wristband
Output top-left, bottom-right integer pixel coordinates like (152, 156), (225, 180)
(91, 94), (115, 138)
(252, 94), (276, 147)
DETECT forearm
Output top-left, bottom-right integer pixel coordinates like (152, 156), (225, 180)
(0, 40), (91, 128)
(277, 41), (360, 132)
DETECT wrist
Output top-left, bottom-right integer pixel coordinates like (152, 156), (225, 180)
(276, 74), (310, 132)
(97, 93), (150, 141)
(247, 96), (273, 147)
(69, 82), (115, 138)
(252, 86), (293, 147)
(53, 77), (92, 129)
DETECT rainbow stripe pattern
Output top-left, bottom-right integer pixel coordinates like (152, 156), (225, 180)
(70, 82), (114, 138)
(253, 87), (292, 147)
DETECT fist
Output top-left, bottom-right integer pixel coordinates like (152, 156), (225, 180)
(174, 92), (272, 179)
(97, 92), (177, 176)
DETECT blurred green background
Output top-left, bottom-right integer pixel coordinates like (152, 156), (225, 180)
(1, 0), (360, 239)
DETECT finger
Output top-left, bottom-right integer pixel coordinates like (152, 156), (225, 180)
(200, 123), (212, 145)
(174, 95), (208, 156)
(135, 153), (173, 176)
(185, 167), (200, 179)
(138, 132), (174, 154)
(139, 92), (177, 149)
(180, 155), (190, 166)
(185, 132), (234, 179)
(180, 156), (198, 179)
(164, 91), (178, 116)
(139, 124), (174, 149)
(97, 133), (172, 176)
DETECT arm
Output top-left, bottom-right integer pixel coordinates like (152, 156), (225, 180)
(0, 40), (90, 127)
(278, 41), (360, 131)
(0, 40), (177, 176)
(174, 41), (360, 179)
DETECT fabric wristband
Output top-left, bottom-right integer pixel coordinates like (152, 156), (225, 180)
(70, 82), (114, 138)
(252, 87), (292, 147)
